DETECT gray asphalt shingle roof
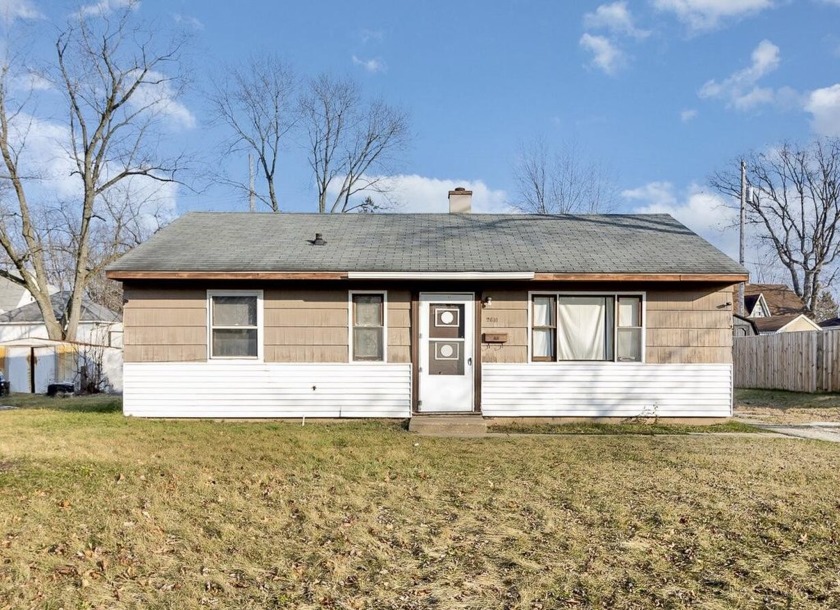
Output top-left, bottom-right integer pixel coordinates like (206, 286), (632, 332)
(107, 212), (746, 275)
(0, 291), (120, 324)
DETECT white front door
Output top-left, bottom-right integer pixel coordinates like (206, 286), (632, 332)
(418, 293), (475, 412)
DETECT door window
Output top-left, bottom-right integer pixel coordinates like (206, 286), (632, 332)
(429, 303), (465, 375)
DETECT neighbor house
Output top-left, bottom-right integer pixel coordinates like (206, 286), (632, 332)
(820, 318), (840, 331)
(106, 189), (748, 421)
(0, 291), (123, 347)
(733, 313), (758, 337)
(0, 273), (58, 314)
(0, 292), (124, 393)
(742, 283), (821, 334)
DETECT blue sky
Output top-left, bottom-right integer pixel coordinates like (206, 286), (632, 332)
(4, 0), (840, 270)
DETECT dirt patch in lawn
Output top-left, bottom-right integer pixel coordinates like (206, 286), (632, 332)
(735, 389), (840, 424)
(488, 420), (764, 435)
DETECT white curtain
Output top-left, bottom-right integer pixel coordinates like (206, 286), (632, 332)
(557, 296), (612, 360)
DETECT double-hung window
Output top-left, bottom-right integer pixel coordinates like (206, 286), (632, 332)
(351, 292), (386, 361)
(208, 291), (262, 359)
(531, 295), (557, 361)
(531, 293), (643, 362)
(616, 296), (643, 362)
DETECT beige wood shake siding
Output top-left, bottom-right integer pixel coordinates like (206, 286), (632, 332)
(479, 285), (734, 365)
(263, 289), (347, 362)
(123, 284), (732, 365)
(122, 286), (411, 364)
(387, 291), (411, 363)
(123, 287), (208, 362)
(480, 290), (529, 363)
(645, 287), (733, 364)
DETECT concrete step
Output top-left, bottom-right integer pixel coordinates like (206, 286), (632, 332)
(409, 414), (487, 437)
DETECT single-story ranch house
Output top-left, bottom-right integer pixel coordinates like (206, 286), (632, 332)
(106, 189), (748, 421)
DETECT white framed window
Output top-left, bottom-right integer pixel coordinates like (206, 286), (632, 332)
(349, 291), (387, 362)
(531, 295), (556, 361)
(616, 295), (643, 362)
(529, 292), (645, 363)
(207, 290), (263, 360)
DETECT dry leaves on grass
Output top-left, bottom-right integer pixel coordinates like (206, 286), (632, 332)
(0, 396), (839, 608)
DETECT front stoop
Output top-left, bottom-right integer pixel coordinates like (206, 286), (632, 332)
(409, 414), (487, 437)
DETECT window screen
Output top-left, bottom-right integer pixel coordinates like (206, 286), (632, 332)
(352, 294), (384, 361)
(210, 295), (258, 358)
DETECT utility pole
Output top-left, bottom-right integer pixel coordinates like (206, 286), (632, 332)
(248, 153), (255, 212)
(738, 159), (746, 316)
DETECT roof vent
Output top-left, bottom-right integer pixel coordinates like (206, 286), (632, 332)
(311, 233), (327, 246)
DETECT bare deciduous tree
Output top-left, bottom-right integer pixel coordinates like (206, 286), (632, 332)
(41, 184), (171, 313)
(300, 74), (409, 213)
(209, 54), (296, 212)
(512, 137), (617, 214)
(0, 2), (187, 340)
(710, 138), (840, 314)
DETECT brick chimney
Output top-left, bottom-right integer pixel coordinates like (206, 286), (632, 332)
(448, 187), (472, 213)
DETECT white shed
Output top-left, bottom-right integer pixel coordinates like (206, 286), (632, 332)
(0, 337), (123, 394)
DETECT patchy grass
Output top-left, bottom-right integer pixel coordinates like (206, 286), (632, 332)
(488, 420), (764, 436)
(735, 389), (840, 424)
(0, 392), (122, 413)
(1, 397), (840, 608)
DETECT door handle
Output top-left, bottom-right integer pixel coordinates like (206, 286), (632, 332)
(467, 357), (472, 366)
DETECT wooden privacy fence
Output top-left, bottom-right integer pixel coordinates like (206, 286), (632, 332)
(734, 331), (840, 393)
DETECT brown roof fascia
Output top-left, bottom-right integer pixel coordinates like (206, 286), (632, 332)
(532, 273), (749, 282)
(108, 270), (749, 282)
(105, 271), (349, 280)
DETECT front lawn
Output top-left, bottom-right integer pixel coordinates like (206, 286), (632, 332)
(1, 395), (839, 608)
(735, 389), (840, 424)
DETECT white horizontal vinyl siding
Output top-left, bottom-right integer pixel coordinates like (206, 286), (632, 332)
(123, 362), (411, 418)
(482, 363), (732, 417)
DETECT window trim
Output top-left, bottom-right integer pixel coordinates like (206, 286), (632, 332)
(531, 294), (557, 362)
(207, 289), (264, 362)
(527, 290), (646, 364)
(616, 295), (644, 362)
(348, 290), (388, 363)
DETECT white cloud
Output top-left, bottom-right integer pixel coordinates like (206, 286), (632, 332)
(172, 13), (203, 30)
(579, 33), (625, 75)
(804, 84), (840, 137)
(696, 40), (840, 133)
(9, 114), (79, 199)
(0, 0), (41, 23)
(10, 71), (52, 92)
(360, 29), (384, 43)
(351, 55), (386, 74)
(105, 175), (179, 231)
(129, 70), (195, 129)
(653, 0), (774, 31)
(583, 2), (650, 39)
(623, 181), (738, 258)
(680, 108), (698, 122)
(699, 39), (780, 109)
(332, 175), (513, 214)
(74, 0), (135, 18)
